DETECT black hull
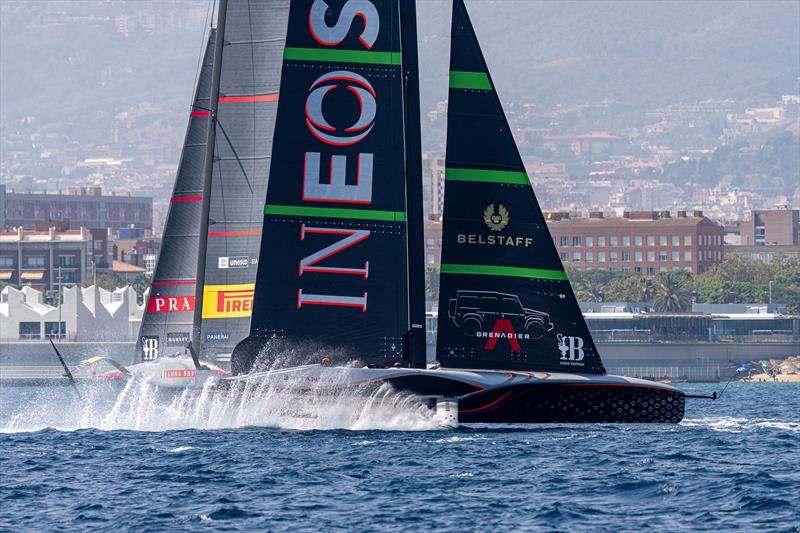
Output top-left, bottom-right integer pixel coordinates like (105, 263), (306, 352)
(116, 360), (687, 424)
(456, 383), (685, 423)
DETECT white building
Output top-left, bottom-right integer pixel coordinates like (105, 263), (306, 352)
(0, 284), (143, 342)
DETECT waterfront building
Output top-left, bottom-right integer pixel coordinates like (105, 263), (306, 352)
(422, 153), (445, 216)
(0, 227), (95, 292)
(727, 208), (800, 262)
(738, 209), (799, 246)
(0, 285), (142, 342)
(0, 184), (153, 232)
(547, 210), (724, 274)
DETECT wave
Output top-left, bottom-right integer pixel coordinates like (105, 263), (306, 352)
(681, 417), (800, 433)
(0, 375), (439, 433)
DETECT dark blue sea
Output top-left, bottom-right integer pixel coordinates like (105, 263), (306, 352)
(1, 381), (798, 532)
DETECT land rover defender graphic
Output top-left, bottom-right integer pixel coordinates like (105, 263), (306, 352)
(448, 290), (554, 340)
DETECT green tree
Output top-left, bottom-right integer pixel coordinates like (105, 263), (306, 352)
(653, 272), (692, 312)
(565, 266), (614, 301)
(603, 273), (644, 301)
(694, 254), (800, 312)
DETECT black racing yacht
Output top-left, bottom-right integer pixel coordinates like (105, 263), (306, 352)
(92, 0), (685, 424)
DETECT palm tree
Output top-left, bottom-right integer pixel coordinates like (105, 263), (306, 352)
(635, 276), (656, 302)
(653, 272), (691, 312)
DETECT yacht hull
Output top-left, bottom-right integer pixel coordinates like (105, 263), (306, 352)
(223, 365), (686, 424)
(102, 359), (685, 423)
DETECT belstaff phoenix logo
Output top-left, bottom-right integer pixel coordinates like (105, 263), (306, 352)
(483, 204), (509, 231)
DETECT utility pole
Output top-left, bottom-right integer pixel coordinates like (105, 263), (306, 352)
(57, 265), (63, 339)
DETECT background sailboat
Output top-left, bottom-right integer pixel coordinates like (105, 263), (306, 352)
(135, 0), (289, 365)
(134, 30), (216, 364)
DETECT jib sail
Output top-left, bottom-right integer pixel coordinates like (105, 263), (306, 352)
(435, 0), (605, 374)
(232, 0), (409, 374)
(198, 0), (290, 361)
(134, 30), (216, 364)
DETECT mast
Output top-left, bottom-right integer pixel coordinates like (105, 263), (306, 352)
(133, 30), (216, 364)
(192, 0), (227, 349)
(399, 0), (427, 369)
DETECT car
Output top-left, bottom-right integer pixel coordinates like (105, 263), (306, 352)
(448, 290), (554, 340)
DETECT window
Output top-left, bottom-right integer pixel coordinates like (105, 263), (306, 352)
(622, 251), (630, 261)
(672, 235), (680, 246)
(573, 251), (581, 262)
(684, 251), (692, 261)
(573, 236), (581, 247)
(58, 255), (76, 267)
(24, 255), (45, 268)
(684, 235), (692, 246)
(622, 235), (630, 246)
(586, 252), (593, 263)
(426, 254), (435, 264)
(647, 235), (655, 246)
(610, 236), (618, 246)
(45, 322), (66, 340)
(426, 238), (435, 249)
(610, 251), (618, 262)
(659, 251), (667, 261)
(598, 236), (606, 246)
(634, 266), (642, 273)
(559, 236), (568, 246)
(635, 251), (642, 262)
(647, 267), (656, 275)
(672, 251), (679, 261)
(0, 256), (13, 267)
(647, 251), (655, 262)
(598, 252), (606, 263)
(622, 267), (630, 273)
(19, 322), (41, 340)
(610, 266), (617, 272)
(660, 266), (667, 272)
(59, 271), (77, 284)
(660, 235), (667, 246)
(586, 236), (594, 247)
(560, 252), (568, 262)
(635, 235), (642, 246)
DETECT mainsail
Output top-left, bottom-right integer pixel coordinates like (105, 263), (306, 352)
(232, 0), (411, 373)
(134, 30), (216, 364)
(198, 0), (290, 361)
(435, 0), (605, 374)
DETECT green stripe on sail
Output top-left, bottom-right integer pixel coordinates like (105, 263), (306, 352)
(449, 70), (492, 90)
(265, 204), (406, 222)
(445, 167), (529, 185)
(284, 47), (401, 65)
(441, 263), (567, 280)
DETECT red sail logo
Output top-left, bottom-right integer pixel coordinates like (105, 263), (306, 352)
(484, 319), (522, 351)
(147, 296), (195, 313)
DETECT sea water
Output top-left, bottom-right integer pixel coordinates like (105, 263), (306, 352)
(1, 382), (798, 531)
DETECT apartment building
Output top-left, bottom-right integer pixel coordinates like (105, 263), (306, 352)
(547, 210), (724, 274)
(0, 185), (152, 232)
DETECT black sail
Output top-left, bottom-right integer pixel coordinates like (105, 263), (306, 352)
(436, 0), (605, 374)
(134, 31), (216, 363)
(199, 0), (290, 360)
(232, 0), (409, 373)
